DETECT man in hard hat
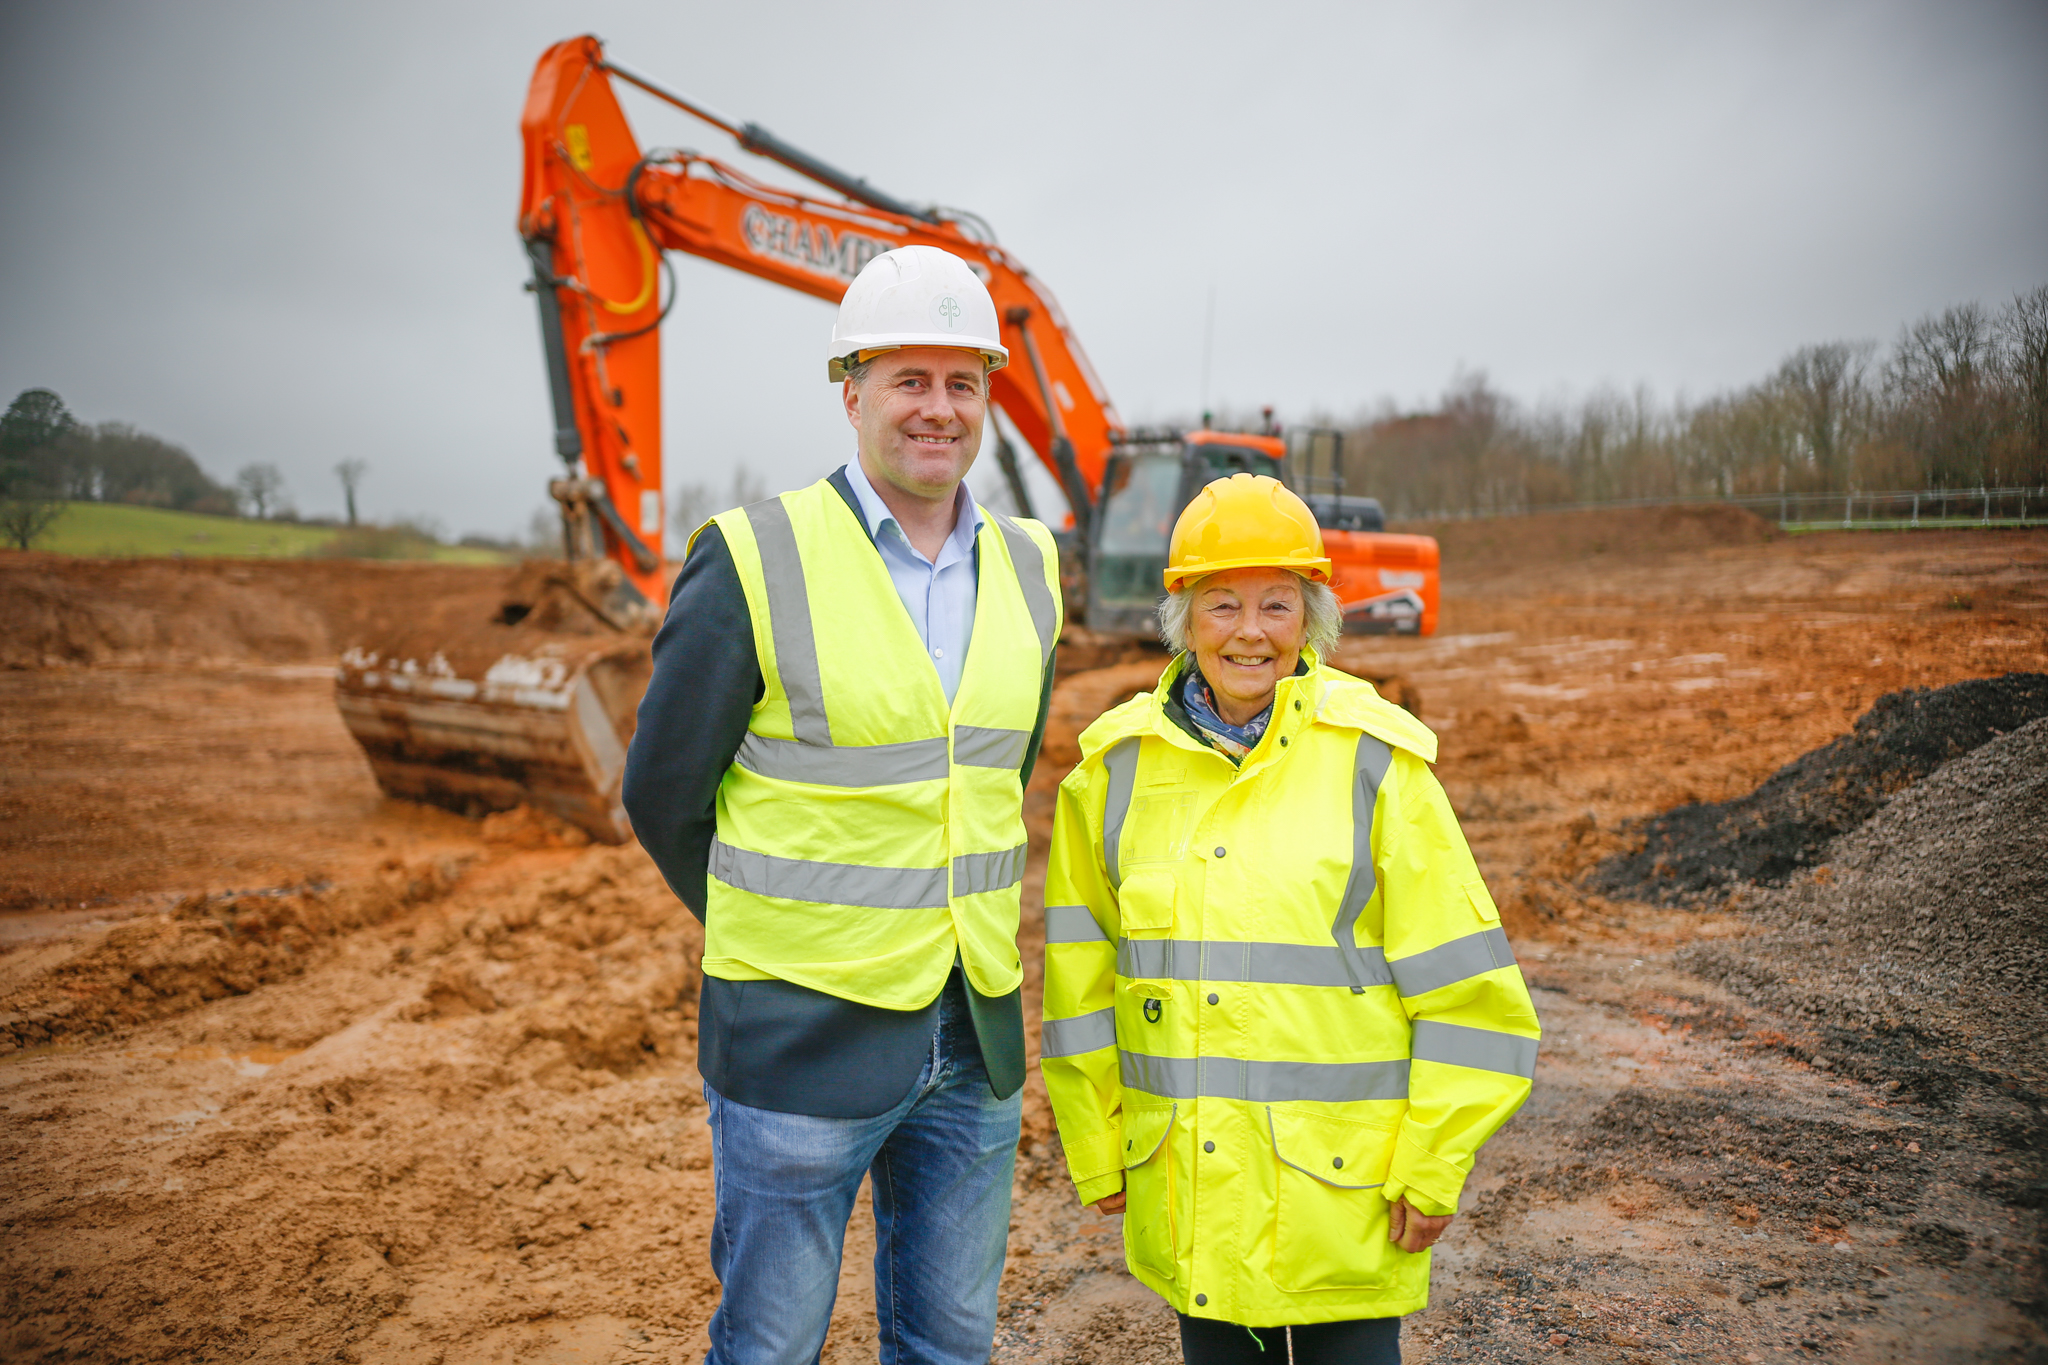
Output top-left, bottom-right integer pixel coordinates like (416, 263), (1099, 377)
(623, 244), (1060, 1365)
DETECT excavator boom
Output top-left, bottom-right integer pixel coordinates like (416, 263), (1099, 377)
(335, 36), (1436, 844)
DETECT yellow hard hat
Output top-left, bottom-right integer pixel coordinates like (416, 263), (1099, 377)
(1163, 473), (1332, 593)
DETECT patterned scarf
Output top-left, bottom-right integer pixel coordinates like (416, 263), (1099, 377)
(1179, 664), (1273, 762)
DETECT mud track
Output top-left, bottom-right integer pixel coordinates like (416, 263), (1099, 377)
(2, 520), (2044, 1364)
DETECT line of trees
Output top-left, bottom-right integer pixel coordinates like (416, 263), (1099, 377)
(1318, 285), (2048, 518)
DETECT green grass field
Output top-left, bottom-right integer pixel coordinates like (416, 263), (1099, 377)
(33, 502), (510, 563)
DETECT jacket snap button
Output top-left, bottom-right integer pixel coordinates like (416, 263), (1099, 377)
(1214, 846), (1226, 858)
(1332, 1156), (1344, 1169)
(1207, 992), (1219, 1005)
(1279, 736), (1289, 746)
(1293, 700), (1302, 710)
(1195, 1294), (1208, 1307)
(1204, 1140), (1215, 1153)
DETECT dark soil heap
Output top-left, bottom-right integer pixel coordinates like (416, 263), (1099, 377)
(1594, 672), (2048, 905)
(1678, 716), (2048, 1076)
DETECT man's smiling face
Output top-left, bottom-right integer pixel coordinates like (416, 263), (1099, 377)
(843, 347), (988, 501)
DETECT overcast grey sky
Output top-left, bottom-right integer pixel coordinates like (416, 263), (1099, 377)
(2, 0), (2044, 538)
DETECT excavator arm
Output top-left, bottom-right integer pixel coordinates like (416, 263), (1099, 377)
(334, 36), (1436, 848)
(517, 34), (1123, 584)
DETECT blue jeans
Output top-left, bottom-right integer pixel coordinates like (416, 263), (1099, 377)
(703, 976), (1022, 1365)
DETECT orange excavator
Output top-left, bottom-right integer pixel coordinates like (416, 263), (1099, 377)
(335, 36), (1439, 842)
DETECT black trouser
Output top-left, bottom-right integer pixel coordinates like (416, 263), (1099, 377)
(1177, 1312), (1400, 1364)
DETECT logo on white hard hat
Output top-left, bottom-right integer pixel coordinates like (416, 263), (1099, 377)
(931, 294), (964, 330)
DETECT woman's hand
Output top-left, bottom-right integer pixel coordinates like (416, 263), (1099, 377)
(1387, 1197), (1453, 1253)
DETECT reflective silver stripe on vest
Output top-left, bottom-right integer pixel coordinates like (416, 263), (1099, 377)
(1121, 1051), (1411, 1104)
(953, 842), (1027, 895)
(954, 725), (1032, 771)
(1040, 1006), (1117, 1058)
(1118, 939), (1393, 989)
(1412, 1020), (1538, 1079)
(1044, 904), (1111, 943)
(1390, 927), (1518, 997)
(711, 839), (948, 910)
(992, 512), (1057, 665)
(1331, 733), (1395, 991)
(743, 498), (830, 745)
(736, 733), (950, 787)
(1101, 737), (1141, 889)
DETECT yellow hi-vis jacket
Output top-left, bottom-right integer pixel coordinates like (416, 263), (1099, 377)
(701, 477), (1061, 1006)
(1040, 653), (1539, 1324)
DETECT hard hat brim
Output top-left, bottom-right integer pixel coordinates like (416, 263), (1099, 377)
(826, 337), (1009, 382)
(1163, 555), (1333, 594)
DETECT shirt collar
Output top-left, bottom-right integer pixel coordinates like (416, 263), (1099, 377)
(842, 457), (984, 565)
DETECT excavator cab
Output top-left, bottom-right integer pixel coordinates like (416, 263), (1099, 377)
(1085, 430), (1287, 637)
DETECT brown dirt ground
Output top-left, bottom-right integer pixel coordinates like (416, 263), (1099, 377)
(2, 520), (2044, 1364)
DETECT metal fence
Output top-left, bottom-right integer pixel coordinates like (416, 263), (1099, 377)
(1399, 486), (2048, 531)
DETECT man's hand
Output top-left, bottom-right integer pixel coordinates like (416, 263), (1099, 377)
(1091, 1179), (1126, 1216)
(1387, 1196), (1453, 1253)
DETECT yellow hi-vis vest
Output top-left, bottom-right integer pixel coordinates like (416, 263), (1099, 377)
(1040, 653), (1540, 1325)
(700, 476), (1061, 1008)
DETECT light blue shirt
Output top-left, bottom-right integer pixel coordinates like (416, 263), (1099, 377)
(841, 458), (982, 704)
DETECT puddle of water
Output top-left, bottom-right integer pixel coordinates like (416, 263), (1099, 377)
(151, 1044), (303, 1077)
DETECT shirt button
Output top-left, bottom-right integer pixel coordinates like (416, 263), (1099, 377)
(1204, 1140), (1215, 1153)
(933, 647), (944, 659)
(1207, 992), (1219, 1005)
(1213, 846), (1226, 858)
(1195, 1294), (1208, 1307)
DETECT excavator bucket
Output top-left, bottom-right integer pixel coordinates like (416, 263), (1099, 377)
(334, 561), (656, 843)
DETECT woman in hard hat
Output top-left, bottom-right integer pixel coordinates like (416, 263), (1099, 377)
(1038, 474), (1540, 1363)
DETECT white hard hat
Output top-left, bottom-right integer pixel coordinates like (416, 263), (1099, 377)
(827, 245), (1009, 382)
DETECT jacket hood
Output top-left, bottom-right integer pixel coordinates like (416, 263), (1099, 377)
(1075, 649), (1437, 766)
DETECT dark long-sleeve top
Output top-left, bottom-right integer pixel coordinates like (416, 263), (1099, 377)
(623, 469), (1054, 1117)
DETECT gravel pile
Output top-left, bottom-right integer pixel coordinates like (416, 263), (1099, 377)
(1678, 716), (2048, 1076)
(1596, 672), (2048, 905)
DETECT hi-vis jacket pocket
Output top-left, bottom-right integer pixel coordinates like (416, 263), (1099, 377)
(1121, 1102), (1179, 1280)
(1464, 877), (1501, 925)
(1118, 869), (1177, 936)
(1265, 1106), (1399, 1292)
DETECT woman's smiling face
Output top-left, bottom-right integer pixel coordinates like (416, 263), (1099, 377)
(1187, 567), (1308, 727)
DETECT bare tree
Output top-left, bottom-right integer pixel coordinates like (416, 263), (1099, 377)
(235, 462), (286, 519)
(1998, 285), (2048, 481)
(669, 466), (770, 545)
(334, 458), (369, 525)
(1775, 342), (1874, 491)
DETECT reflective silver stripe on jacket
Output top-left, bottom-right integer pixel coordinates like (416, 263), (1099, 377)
(1101, 737), (1141, 889)
(1331, 733), (1395, 991)
(954, 843), (1027, 896)
(1120, 1050), (1411, 1103)
(991, 512), (1058, 665)
(743, 497), (831, 745)
(1411, 1020), (1538, 1079)
(711, 840), (948, 910)
(1044, 904), (1111, 943)
(736, 733), (949, 787)
(1040, 1006), (1117, 1058)
(1389, 926), (1518, 997)
(1118, 939), (1393, 989)
(954, 724), (1032, 771)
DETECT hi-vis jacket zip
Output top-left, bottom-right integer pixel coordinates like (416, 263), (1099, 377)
(700, 477), (1061, 1007)
(1040, 653), (1540, 1325)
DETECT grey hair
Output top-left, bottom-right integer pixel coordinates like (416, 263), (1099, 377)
(1158, 572), (1342, 661)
